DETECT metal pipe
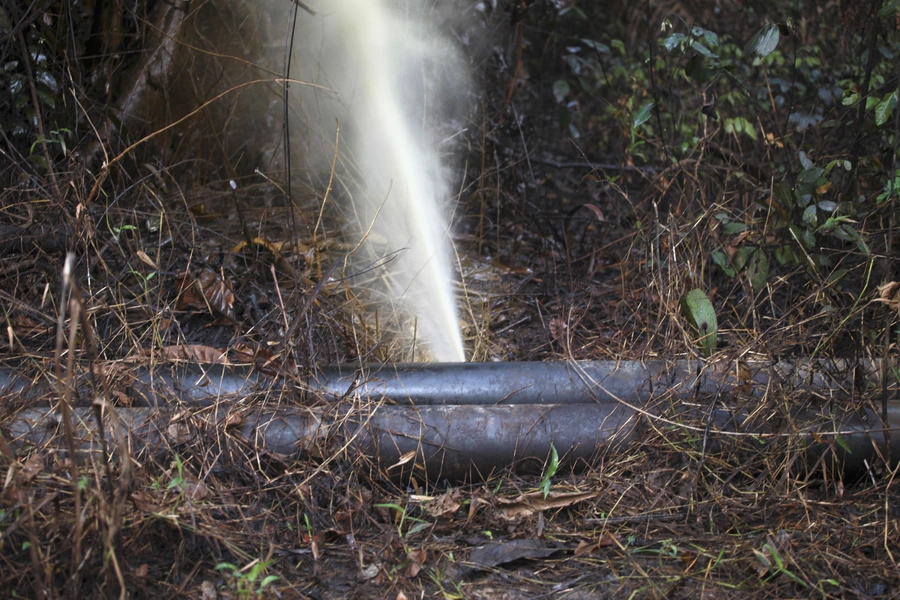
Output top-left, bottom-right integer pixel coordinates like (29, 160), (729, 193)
(1, 358), (885, 407)
(310, 358), (883, 404)
(1, 359), (897, 481)
(6, 401), (898, 481)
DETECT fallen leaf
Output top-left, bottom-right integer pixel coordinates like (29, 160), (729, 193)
(359, 562), (381, 581)
(574, 540), (597, 556)
(135, 249), (158, 270)
(497, 490), (599, 518)
(413, 489), (462, 518)
(405, 548), (427, 578)
(153, 344), (229, 364)
(583, 203), (606, 222)
(875, 281), (900, 313)
(175, 269), (236, 319)
(388, 450), (417, 470)
(467, 539), (559, 570)
(21, 454), (42, 482)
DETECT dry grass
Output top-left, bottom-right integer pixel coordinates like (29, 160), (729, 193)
(2, 0), (899, 598)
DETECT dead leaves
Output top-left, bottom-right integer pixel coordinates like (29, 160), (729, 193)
(496, 489), (599, 519)
(875, 281), (900, 313)
(141, 342), (296, 377)
(152, 344), (228, 363)
(175, 268), (236, 320)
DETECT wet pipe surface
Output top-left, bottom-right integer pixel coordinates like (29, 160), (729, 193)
(1, 359), (897, 481)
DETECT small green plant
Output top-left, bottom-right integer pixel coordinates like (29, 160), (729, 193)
(30, 127), (71, 158)
(753, 542), (809, 588)
(631, 539), (680, 557)
(539, 443), (559, 498)
(127, 268), (157, 303)
(215, 559), (279, 599)
(374, 503), (431, 537)
(151, 453), (186, 494)
(167, 453), (185, 491)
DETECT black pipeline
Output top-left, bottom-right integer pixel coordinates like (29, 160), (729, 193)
(1, 359), (898, 481)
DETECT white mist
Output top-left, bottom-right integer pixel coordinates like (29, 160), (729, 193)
(302, 1), (467, 361)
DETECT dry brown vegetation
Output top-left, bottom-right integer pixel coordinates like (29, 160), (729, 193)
(2, 0), (900, 598)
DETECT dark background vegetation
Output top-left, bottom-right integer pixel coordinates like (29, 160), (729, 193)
(2, 0), (900, 597)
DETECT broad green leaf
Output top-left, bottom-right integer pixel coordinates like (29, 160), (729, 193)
(774, 245), (797, 265)
(799, 151), (814, 170)
(875, 91), (897, 126)
(747, 248), (769, 289)
(633, 102), (654, 129)
(685, 55), (708, 83)
(581, 39), (610, 53)
(680, 289), (718, 356)
(662, 33), (686, 52)
(553, 79), (570, 104)
(710, 249), (736, 277)
(722, 221), (749, 235)
(802, 204), (818, 227)
(773, 182), (793, 209)
(798, 167), (825, 183)
(834, 223), (860, 242)
(691, 41), (718, 59)
(746, 23), (780, 57)
(559, 6), (587, 19)
(691, 26), (719, 48)
(878, 0), (900, 18)
(732, 246), (754, 271)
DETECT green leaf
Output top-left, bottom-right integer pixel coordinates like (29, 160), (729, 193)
(732, 246), (754, 271)
(684, 55), (708, 83)
(842, 92), (860, 106)
(559, 6), (587, 19)
(798, 167), (825, 183)
(878, 0), (900, 18)
(774, 245), (797, 265)
(874, 91), (897, 126)
(722, 221), (748, 235)
(833, 223), (860, 242)
(802, 204), (818, 227)
(747, 248), (769, 289)
(552, 79), (570, 104)
(802, 228), (816, 249)
(581, 39), (610, 53)
(710, 248), (736, 277)
(540, 444), (559, 498)
(773, 182), (793, 208)
(746, 23), (780, 58)
(692, 26), (719, 48)
(680, 289), (718, 356)
(632, 102), (655, 129)
(690, 41), (718, 59)
(662, 33), (686, 53)
(835, 435), (852, 454)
